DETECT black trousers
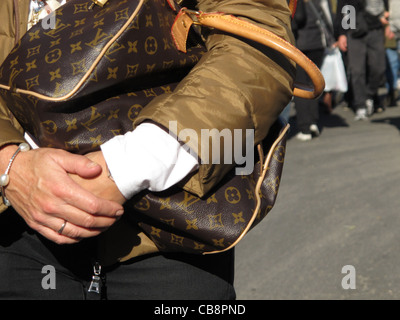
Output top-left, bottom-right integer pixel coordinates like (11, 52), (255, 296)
(293, 48), (325, 133)
(0, 209), (235, 300)
(347, 28), (386, 110)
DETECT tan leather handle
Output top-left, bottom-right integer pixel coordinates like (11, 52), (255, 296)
(171, 9), (325, 100)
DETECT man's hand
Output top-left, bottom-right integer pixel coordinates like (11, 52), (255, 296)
(381, 11), (390, 26)
(337, 35), (347, 52)
(1, 145), (124, 244)
(385, 25), (396, 40)
(69, 150), (126, 205)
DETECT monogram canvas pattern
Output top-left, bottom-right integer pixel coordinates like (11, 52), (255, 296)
(130, 120), (288, 254)
(0, 0), (205, 153)
(0, 0), (289, 254)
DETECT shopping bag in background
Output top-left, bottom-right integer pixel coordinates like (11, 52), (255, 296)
(320, 47), (348, 93)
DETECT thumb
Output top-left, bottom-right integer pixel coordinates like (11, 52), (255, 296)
(53, 150), (102, 178)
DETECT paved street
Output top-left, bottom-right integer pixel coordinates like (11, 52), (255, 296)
(234, 99), (400, 300)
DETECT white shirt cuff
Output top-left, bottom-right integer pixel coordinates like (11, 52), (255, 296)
(100, 123), (199, 199)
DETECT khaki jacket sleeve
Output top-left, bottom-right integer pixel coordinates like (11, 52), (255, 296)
(0, 0), (30, 213)
(133, 0), (296, 197)
(0, 0), (28, 149)
(0, 98), (25, 148)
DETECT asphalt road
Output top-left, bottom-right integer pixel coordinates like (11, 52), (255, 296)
(234, 99), (400, 300)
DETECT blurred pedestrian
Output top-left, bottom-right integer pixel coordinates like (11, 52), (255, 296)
(337, 0), (388, 120)
(384, 0), (400, 107)
(293, 0), (334, 141)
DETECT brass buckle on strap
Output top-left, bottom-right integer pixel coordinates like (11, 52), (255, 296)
(89, 0), (109, 10)
(181, 8), (202, 26)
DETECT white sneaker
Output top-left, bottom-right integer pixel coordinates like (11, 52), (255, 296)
(365, 99), (374, 116)
(354, 108), (368, 121)
(309, 124), (320, 137)
(295, 132), (312, 141)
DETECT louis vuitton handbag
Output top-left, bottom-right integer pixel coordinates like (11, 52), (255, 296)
(0, 0), (324, 254)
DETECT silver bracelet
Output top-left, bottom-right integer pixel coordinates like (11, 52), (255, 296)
(0, 143), (30, 207)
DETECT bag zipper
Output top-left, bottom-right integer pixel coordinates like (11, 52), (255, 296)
(88, 261), (107, 299)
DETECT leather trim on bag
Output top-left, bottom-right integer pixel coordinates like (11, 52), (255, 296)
(204, 123), (290, 255)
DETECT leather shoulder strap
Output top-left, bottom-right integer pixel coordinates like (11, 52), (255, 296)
(171, 9), (325, 99)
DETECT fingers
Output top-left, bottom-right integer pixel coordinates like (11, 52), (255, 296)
(52, 149), (103, 179)
(47, 149), (124, 217)
(24, 206), (115, 245)
(6, 147), (124, 244)
(34, 219), (102, 245)
(35, 197), (119, 229)
(27, 188), (122, 242)
(55, 178), (125, 218)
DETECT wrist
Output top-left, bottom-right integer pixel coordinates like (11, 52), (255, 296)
(0, 144), (19, 172)
(0, 143), (30, 206)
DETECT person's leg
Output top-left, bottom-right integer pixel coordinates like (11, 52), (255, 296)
(347, 35), (368, 119)
(0, 209), (235, 300)
(385, 48), (397, 93)
(366, 28), (387, 111)
(384, 47), (398, 106)
(294, 49), (324, 137)
(308, 49), (325, 124)
(0, 208), (94, 299)
(103, 250), (236, 300)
